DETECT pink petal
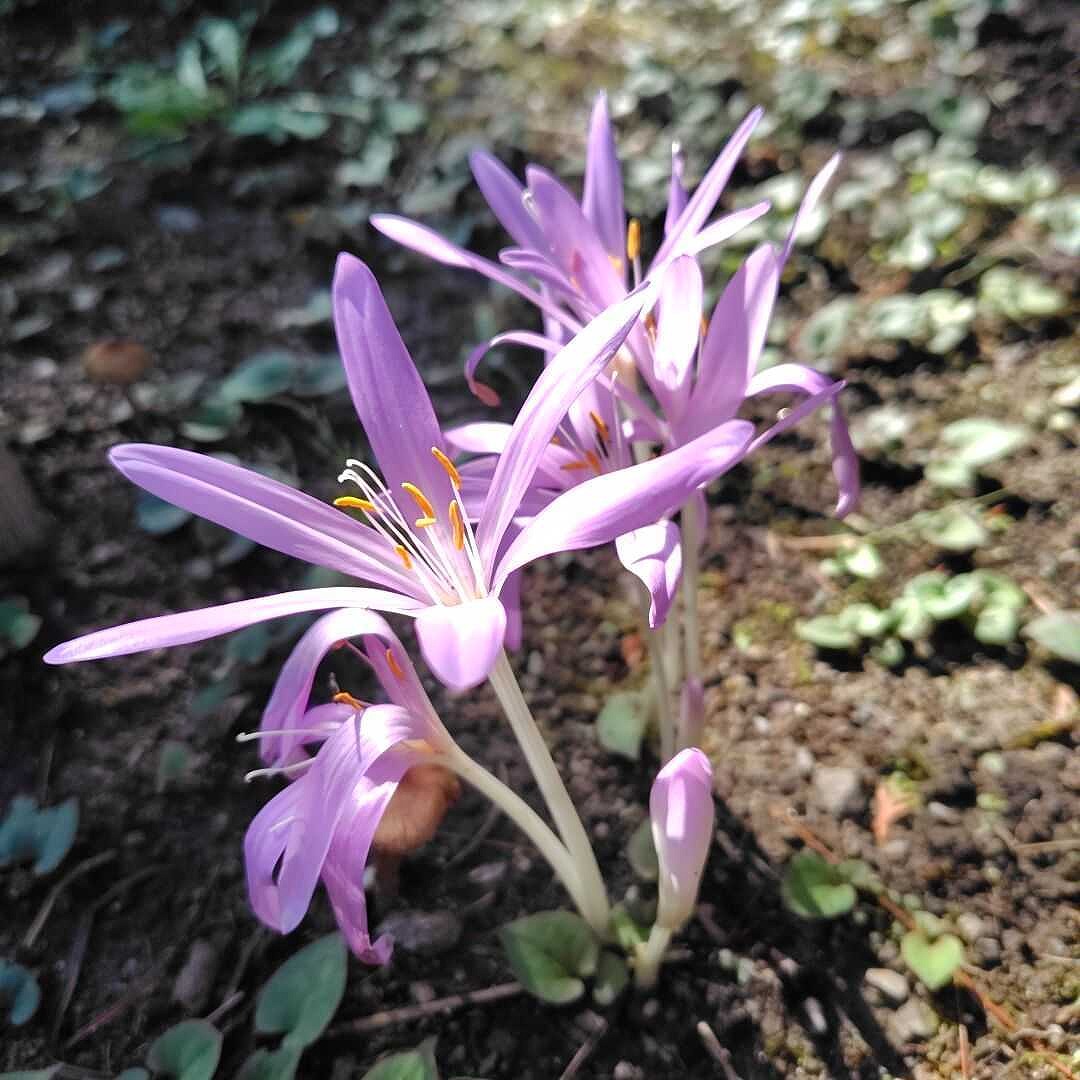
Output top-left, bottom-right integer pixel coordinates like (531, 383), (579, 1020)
(615, 521), (683, 628)
(582, 92), (626, 262)
(414, 595), (508, 691)
(469, 149), (548, 252)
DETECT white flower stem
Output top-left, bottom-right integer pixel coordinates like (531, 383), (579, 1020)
(634, 923), (673, 989)
(441, 745), (596, 925)
(645, 613), (676, 764)
(487, 650), (611, 935)
(680, 497), (704, 687)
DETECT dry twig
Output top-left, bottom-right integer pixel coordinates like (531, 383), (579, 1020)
(330, 981), (523, 1035)
(558, 1013), (608, 1080)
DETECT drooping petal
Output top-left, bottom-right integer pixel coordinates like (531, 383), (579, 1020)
(650, 747), (715, 931)
(370, 214), (581, 335)
(108, 444), (417, 596)
(363, 632), (445, 738)
(744, 363), (859, 517)
(680, 245), (779, 442)
(651, 107), (764, 268)
(259, 608), (397, 765)
(664, 142), (688, 236)
(499, 250), (586, 304)
(615, 521), (683, 628)
(476, 284), (654, 574)
(414, 595), (508, 691)
(582, 92), (626, 263)
(332, 254), (456, 508)
(469, 149), (548, 252)
(494, 420), (754, 592)
(462, 330), (563, 407)
(653, 255), (704, 409)
(245, 780), (306, 932)
(779, 153), (841, 269)
(43, 587), (423, 665)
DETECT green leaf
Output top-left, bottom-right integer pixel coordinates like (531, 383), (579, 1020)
(382, 100), (427, 135)
(1024, 611), (1080, 663)
(798, 298), (856, 361)
(117, 1070), (151, 1080)
(199, 19), (244, 87)
(781, 852), (857, 920)
(0, 1070), (61, 1079)
(900, 930), (964, 991)
(890, 596), (934, 642)
(34, 798), (78, 874)
(595, 690), (650, 761)
(361, 1038), (439, 1080)
(180, 398), (244, 442)
(917, 509), (988, 552)
(973, 606), (1020, 646)
(216, 350), (297, 404)
(592, 950), (629, 1006)
(796, 615), (859, 651)
(146, 1020), (222, 1080)
(227, 103), (329, 142)
(841, 604), (894, 640)
(625, 819), (658, 881)
(940, 418), (1028, 470)
(292, 354), (348, 397)
(0, 961), (41, 1025)
(870, 636), (905, 668)
(609, 906), (648, 952)
(135, 492), (193, 535)
(235, 1047), (302, 1080)
(842, 543), (884, 580)
(226, 624), (272, 666)
(255, 933), (347, 1048)
(0, 599), (41, 651)
(156, 741), (194, 793)
(498, 911), (599, 1005)
(921, 574), (982, 621)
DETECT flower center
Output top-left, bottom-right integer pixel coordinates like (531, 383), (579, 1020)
(334, 448), (485, 607)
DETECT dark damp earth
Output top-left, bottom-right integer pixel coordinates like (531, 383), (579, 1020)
(1, 1), (1076, 1077)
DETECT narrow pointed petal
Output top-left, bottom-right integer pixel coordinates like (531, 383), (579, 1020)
(744, 363), (859, 517)
(494, 420), (754, 591)
(462, 329), (564, 408)
(476, 284), (653, 573)
(363, 633), (445, 737)
(108, 444), (416, 595)
(526, 165), (624, 308)
(681, 245), (778, 442)
(371, 214), (581, 335)
(652, 107), (763, 267)
(650, 747), (715, 931)
(469, 149), (548, 251)
(43, 587), (422, 665)
(415, 595), (507, 691)
(779, 153), (841, 268)
(664, 142), (688, 236)
(653, 255), (704, 405)
(499, 249), (585, 303)
(615, 521), (683, 628)
(332, 254), (456, 507)
(245, 781), (306, 932)
(582, 93), (626, 261)
(259, 608), (397, 765)
(675, 201), (772, 259)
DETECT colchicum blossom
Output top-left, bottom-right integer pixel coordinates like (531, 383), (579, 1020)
(45, 255), (755, 691)
(373, 94), (860, 624)
(243, 609), (461, 963)
(650, 747), (715, 934)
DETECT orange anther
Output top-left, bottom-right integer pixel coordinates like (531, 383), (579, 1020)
(386, 648), (405, 680)
(333, 691), (365, 709)
(334, 495), (377, 513)
(394, 544), (413, 570)
(627, 219), (642, 262)
(449, 500), (465, 551)
(431, 447), (461, 489)
(401, 482), (436, 522)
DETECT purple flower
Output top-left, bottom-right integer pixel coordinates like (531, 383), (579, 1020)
(373, 94), (859, 540)
(244, 613), (460, 963)
(650, 748), (715, 932)
(45, 255), (753, 690)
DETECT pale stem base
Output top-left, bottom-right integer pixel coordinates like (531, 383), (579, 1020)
(634, 923), (674, 989)
(487, 650), (611, 934)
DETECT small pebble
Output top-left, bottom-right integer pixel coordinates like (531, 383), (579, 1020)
(813, 765), (864, 817)
(864, 967), (909, 1004)
(889, 999), (938, 1043)
(956, 912), (986, 944)
(466, 861), (507, 888)
(172, 940), (219, 1012)
(374, 910), (463, 955)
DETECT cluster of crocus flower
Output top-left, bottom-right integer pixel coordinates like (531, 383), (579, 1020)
(45, 96), (857, 988)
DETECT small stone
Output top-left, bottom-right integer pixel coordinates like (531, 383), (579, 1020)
(641, 998), (660, 1020)
(613, 1063), (643, 1080)
(803, 996), (827, 1033)
(955, 913), (986, 944)
(466, 861), (507, 888)
(793, 747), (815, 777)
(974, 936), (1001, 966)
(156, 205), (203, 233)
(889, 999), (938, 1043)
(926, 801), (961, 824)
(812, 765), (864, 817)
(409, 981), (436, 1004)
(864, 967), (909, 1004)
(172, 940), (219, 1012)
(374, 910), (463, 955)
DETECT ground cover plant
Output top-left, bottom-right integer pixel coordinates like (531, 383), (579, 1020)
(2, 1), (1077, 1078)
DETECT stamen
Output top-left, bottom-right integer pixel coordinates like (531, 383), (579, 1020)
(585, 450), (602, 475)
(644, 312), (657, 340)
(334, 495), (377, 513)
(589, 410), (610, 442)
(449, 500), (465, 551)
(394, 544), (413, 570)
(244, 760), (312, 783)
(608, 254), (624, 273)
(431, 447), (461, 489)
(237, 726), (338, 742)
(700, 314), (709, 338)
(332, 691), (366, 709)
(386, 648), (405, 680)
(560, 459), (593, 472)
(401, 482), (437, 526)
(626, 219), (642, 262)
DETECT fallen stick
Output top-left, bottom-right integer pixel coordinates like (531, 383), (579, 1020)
(330, 981), (523, 1035)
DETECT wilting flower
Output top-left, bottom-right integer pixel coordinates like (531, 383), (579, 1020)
(45, 255), (753, 690)
(650, 747), (715, 932)
(244, 610), (460, 963)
